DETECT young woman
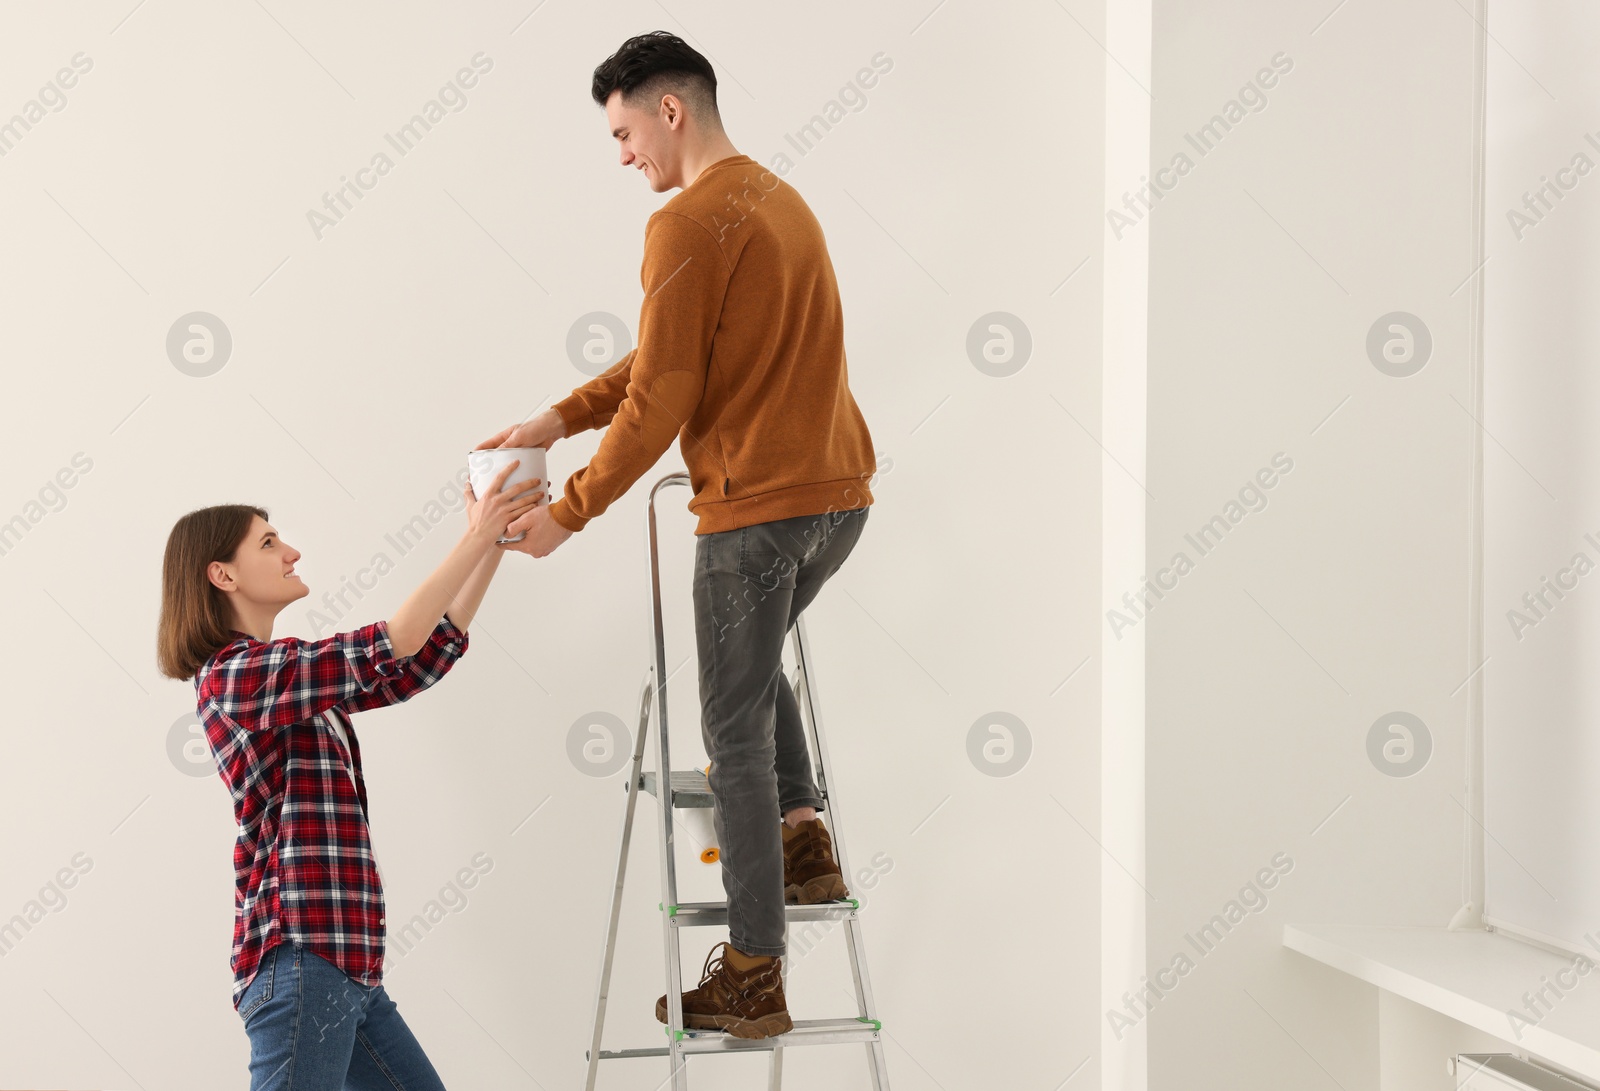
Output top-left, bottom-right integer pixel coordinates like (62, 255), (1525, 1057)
(156, 460), (541, 1091)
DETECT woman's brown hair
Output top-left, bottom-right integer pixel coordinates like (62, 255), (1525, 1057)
(157, 504), (268, 681)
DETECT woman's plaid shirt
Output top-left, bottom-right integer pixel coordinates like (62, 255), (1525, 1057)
(194, 616), (467, 1008)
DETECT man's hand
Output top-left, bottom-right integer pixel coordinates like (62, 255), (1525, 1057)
(476, 407), (565, 452)
(498, 504), (574, 559)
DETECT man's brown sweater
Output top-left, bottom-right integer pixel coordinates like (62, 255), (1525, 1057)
(545, 154), (877, 536)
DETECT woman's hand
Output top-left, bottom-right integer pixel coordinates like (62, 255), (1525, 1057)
(393, 462), (538, 651)
(464, 461), (545, 546)
(475, 408), (564, 452)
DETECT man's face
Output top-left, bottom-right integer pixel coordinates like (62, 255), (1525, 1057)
(607, 90), (676, 192)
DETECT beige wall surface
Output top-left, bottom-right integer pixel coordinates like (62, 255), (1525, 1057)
(1145, 2), (1479, 1089)
(0, 2), (1096, 1088)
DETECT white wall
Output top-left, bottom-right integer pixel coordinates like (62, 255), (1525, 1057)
(1372, 0), (1600, 1080)
(0, 2), (1101, 1088)
(1145, 2), (1480, 1088)
(1100, 1), (1152, 1087)
(1480, 0), (1600, 959)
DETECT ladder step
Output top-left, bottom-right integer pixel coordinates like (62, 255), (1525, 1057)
(664, 899), (859, 926)
(595, 1017), (884, 1059)
(638, 770), (713, 808)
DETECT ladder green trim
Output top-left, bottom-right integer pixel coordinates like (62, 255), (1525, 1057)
(856, 1016), (882, 1031)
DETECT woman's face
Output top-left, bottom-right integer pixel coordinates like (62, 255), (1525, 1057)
(209, 515), (309, 615)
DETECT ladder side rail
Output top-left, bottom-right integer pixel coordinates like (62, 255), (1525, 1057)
(791, 614), (892, 1091)
(789, 617), (856, 892)
(648, 472), (692, 1091)
(582, 667), (657, 1091)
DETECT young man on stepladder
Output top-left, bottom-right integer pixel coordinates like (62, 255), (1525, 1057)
(475, 30), (878, 1039)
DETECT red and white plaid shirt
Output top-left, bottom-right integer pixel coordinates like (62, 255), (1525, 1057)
(194, 616), (468, 1008)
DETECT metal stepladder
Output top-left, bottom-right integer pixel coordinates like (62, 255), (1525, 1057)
(583, 472), (891, 1091)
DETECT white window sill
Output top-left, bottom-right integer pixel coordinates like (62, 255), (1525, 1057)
(1283, 923), (1600, 1081)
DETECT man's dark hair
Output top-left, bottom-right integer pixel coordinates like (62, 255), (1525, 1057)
(592, 31), (720, 128)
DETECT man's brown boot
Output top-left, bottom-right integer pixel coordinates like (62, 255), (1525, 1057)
(654, 941), (793, 1039)
(782, 817), (850, 904)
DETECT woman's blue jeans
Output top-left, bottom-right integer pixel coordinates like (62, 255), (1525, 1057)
(236, 940), (447, 1090)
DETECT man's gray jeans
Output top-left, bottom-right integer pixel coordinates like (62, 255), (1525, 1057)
(692, 504), (870, 958)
